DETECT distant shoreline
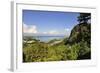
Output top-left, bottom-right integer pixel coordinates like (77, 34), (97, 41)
(23, 33), (69, 37)
(23, 36), (67, 42)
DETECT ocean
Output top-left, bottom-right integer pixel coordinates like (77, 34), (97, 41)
(33, 36), (65, 42)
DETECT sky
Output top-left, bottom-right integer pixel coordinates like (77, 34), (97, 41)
(23, 10), (79, 36)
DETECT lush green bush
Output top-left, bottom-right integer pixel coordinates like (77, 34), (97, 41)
(23, 42), (48, 62)
(23, 40), (91, 62)
(77, 42), (91, 59)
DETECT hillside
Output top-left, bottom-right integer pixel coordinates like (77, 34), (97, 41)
(65, 23), (91, 47)
(64, 23), (91, 59)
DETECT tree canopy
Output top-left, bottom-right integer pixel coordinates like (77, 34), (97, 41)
(78, 13), (91, 24)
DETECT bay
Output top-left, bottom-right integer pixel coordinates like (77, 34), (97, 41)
(33, 36), (65, 42)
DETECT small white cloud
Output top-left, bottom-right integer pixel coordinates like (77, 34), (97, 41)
(42, 29), (71, 36)
(62, 28), (72, 36)
(48, 30), (59, 35)
(42, 30), (60, 35)
(23, 23), (37, 33)
(43, 32), (48, 34)
(65, 28), (70, 31)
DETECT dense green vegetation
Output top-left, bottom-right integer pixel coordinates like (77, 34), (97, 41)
(23, 13), (91, 62)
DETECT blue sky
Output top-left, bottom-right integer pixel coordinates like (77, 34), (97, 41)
(23, 10), (79, 36)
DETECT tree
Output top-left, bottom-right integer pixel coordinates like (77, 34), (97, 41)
(78, 13), (91, 24)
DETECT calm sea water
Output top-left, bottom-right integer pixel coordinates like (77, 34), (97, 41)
(33, 36), (65, 42)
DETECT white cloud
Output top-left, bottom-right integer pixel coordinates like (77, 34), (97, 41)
(43, 32), (48, 34)
(48, 30), (59, 35)
(64, 28), (72, 36)
(65, 28), (70, 31)
(42, 30), (60, 35)
(23, 23), (72, 37)
(23, 23), (37, 33)
(42, 29), (71, 36)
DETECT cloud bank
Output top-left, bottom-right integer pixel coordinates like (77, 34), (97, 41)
(23, 23), (72, 36)
(23, 23), (37, 33)
(43, 30), (60, 35)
